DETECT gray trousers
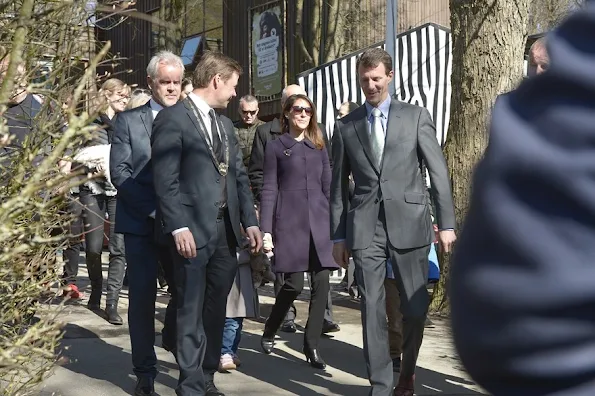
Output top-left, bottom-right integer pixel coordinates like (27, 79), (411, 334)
(274, 273), (334, 323)
(352, 207), (429, 396)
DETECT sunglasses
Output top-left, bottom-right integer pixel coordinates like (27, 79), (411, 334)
(132, 88), (151, 96)
(241, 110), (258, 116)
(291, 106), (313, 116)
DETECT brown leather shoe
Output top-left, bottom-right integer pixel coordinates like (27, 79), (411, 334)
(394, 374), (415, 396)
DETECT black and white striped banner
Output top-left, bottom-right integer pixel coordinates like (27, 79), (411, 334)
(297, 23), (452, 146)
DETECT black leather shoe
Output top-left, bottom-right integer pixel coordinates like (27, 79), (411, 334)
(280, 320), (297, 333)
(134, 377), (155, 396)
(392, 356), (402, 372)
(261, 334), (275, 354)
(105, 304), (123, 325)
(87, 290), (101, 311)
(322, 320), (340, 334)
(206, 380), (225, 395)
(303, 347), (326, 370)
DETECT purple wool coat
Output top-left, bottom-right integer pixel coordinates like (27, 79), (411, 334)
(260, 133), (339, 273)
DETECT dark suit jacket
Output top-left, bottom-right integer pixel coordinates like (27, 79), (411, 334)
(110, 102), (157, 236)
(451, 3), (595, 395)
(151, 98), (258, 249)
(248, 118), (330, 204)
(330, 99), (454, 250)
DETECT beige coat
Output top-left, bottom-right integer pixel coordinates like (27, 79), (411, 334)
(226, 250), (260, 318)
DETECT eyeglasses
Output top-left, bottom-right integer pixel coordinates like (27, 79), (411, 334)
(291, 106), (313, 116)
(241, 110), (258, 116)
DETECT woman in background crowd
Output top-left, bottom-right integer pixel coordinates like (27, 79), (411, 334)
(75, 78), (129, 325)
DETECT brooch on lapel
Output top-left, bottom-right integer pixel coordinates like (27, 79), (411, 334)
(283, 149), (292, 157)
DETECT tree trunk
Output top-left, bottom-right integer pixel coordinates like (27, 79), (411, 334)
(430, 0), (529, 314)
(323, 0), (344, 63)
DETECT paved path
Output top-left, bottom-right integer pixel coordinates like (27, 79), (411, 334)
(38, 254), (486, 396)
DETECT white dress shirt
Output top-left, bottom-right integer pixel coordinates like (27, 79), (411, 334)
(187, 92), (222, 146)
(171, 92), (221, 236)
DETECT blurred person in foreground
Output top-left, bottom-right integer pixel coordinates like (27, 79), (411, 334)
(451, 2), (595, 395)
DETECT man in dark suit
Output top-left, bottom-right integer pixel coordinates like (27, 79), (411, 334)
(330, 48), (456, 396)
(451, 3), (595, 394)
(110, 51), (184, 396)
(151, 51), (262, 396)
(248, 84), (339, 334)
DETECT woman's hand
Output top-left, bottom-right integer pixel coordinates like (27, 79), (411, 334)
(263, 233), (274, 253)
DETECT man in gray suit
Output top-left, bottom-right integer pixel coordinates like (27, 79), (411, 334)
(330, 48), (456, 396)
(110, 51), (184, 396)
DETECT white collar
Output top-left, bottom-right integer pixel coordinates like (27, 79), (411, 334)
(187, 92), (212, 116)
(149, 98), (163, 113)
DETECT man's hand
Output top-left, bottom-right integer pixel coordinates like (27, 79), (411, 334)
(333, 241), (350, 268)
(174, 230), (197, 259)
(438, 230), (457, 253)
(245, 226), (263, 254)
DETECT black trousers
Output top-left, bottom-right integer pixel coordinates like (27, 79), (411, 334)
(125, 225), (177, 380)
(175, 210), (238, 396)
(274, 272), (335, 323)
(79, 190), (126, 304)
(267, 238), (330, 349)
(61, 194), (83, 284)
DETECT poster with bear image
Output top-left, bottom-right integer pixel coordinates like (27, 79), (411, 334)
(251, 3), (283, 97)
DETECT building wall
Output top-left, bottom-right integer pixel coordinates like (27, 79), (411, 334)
(95, 1), (159, 88)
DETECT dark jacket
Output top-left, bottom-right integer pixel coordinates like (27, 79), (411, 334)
(248, 118), (330, 204)
(151, 98), (258, 249)
(110, 102), (157, 235)
(260, 133), (338, 273)
(234, 118), (264, 168)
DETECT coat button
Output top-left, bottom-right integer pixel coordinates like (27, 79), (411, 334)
(216, 178), (220, 183)
(374, 198), (379, 204)
(214, 201), (220, 207)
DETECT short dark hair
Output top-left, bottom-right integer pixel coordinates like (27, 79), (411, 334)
(192, 51), (243, 89)
(356, 48), (393, 75)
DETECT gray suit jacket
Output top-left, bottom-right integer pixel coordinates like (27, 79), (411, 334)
(151, 98), (258, 249)
(330, 99), (454, 250)
(110, 102), (157, 236)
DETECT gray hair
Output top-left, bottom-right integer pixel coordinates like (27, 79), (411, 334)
(146, 51), (184, 80)
(239, 94), (258, 106)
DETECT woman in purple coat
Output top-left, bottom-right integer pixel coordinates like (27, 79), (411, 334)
(259, 94), (339, 369)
